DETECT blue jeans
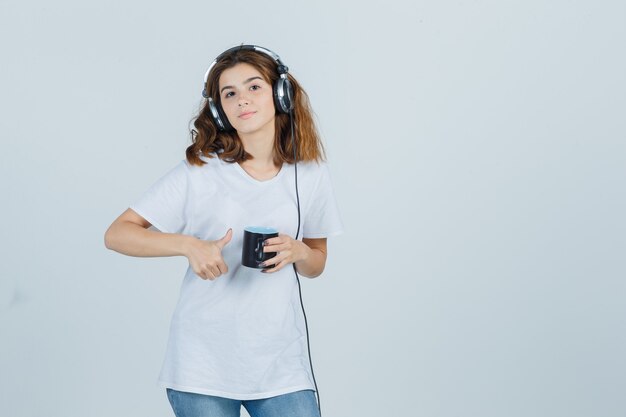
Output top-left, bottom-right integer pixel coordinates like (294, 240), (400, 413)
(166, 388), (321, 417)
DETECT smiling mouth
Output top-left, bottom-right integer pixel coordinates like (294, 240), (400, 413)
(239, 111), (256, 119)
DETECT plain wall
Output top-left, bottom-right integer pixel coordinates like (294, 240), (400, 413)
(1, 0), (624, 416)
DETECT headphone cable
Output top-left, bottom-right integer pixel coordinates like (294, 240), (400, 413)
(290, 110), (322, 417)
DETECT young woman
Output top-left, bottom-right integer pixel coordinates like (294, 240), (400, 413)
(104, 45), (343, 417)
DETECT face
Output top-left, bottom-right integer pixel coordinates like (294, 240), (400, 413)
(218, 63), (276, 136)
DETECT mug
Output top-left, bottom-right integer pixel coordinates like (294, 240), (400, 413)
(242, 226), (278, 269)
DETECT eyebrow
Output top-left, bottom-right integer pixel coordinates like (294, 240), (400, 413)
(220, 76), (263, 93)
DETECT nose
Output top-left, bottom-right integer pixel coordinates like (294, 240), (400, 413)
(238, 93), (250, 107)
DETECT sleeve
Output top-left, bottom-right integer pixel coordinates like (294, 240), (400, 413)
(302, 162), (344, 239)
(129, 160), (190, 234)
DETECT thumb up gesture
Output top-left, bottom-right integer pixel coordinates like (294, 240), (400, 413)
(185, 228), (233, 281)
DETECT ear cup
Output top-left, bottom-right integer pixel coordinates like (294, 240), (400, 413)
(208, 97), (234, 132)
(273, 77), (294, 114)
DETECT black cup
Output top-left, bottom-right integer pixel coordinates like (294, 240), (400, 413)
(242, 226), (279, 269)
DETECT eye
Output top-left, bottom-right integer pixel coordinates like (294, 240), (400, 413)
(250, 85), (261, 91)
(224, 91), (234, 98)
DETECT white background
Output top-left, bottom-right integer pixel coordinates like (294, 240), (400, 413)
(1, 0), (624, 416)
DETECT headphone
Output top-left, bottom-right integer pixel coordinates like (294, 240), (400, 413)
(201, 45), (294, 131)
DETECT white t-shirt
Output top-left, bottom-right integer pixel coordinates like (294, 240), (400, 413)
(130, 152), (344, 400)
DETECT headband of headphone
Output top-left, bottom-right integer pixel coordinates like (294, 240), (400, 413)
(201, 45), (294, 131)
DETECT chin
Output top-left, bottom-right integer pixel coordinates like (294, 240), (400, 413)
(234, 119), (275, 135)
(234, 126), (260, 135)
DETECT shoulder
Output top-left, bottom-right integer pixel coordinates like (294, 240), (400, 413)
(185, 152), (224, 175)
(292, 159), (329, 178)
(192, 152), (222, 168)
(289, 160), (335, 194)
(151, 157), (209, 187)
(152, 159), (191, 181)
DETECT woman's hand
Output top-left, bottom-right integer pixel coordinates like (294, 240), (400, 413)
(260, 233), (311, 273)
(184, 228), (233, 280)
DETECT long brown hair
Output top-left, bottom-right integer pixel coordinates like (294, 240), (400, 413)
(186, 48), (326, 167)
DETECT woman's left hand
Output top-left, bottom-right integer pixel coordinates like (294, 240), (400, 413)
(261, 233), (310, 273)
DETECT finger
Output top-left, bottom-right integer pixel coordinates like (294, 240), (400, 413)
(264, 241), (289, 253)
(199, 270), (214, 280)
(263, 237), (277, 247)
(210, 264), (222, 277)
(262, 259), (287, 273)
(264, 250), (290, 266)
(266, 234), (290, 245)
(261, 255), (280, 267)
(199, 268), (212, 280)
(216, 228), (233, 249)
(193, 264), (210, 280)
(217, 260), (228, 275)
(202, 265), (220, 279)
(262, 253), (290, 270)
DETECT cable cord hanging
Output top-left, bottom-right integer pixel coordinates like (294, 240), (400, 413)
(290, 109), (322, 417)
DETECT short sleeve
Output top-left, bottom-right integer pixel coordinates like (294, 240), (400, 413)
(129, 160), (189, 234)
(302, 163), (344, 238)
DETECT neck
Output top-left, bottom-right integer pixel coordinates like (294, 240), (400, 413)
(238, 125), (276, 168)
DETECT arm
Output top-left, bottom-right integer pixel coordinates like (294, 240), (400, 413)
(295, 238), (328, 279)
(104, 208), (232, 280)
(104, 208), (191, 257)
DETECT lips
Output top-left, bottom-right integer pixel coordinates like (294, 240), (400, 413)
(239, 111), (256, 119)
